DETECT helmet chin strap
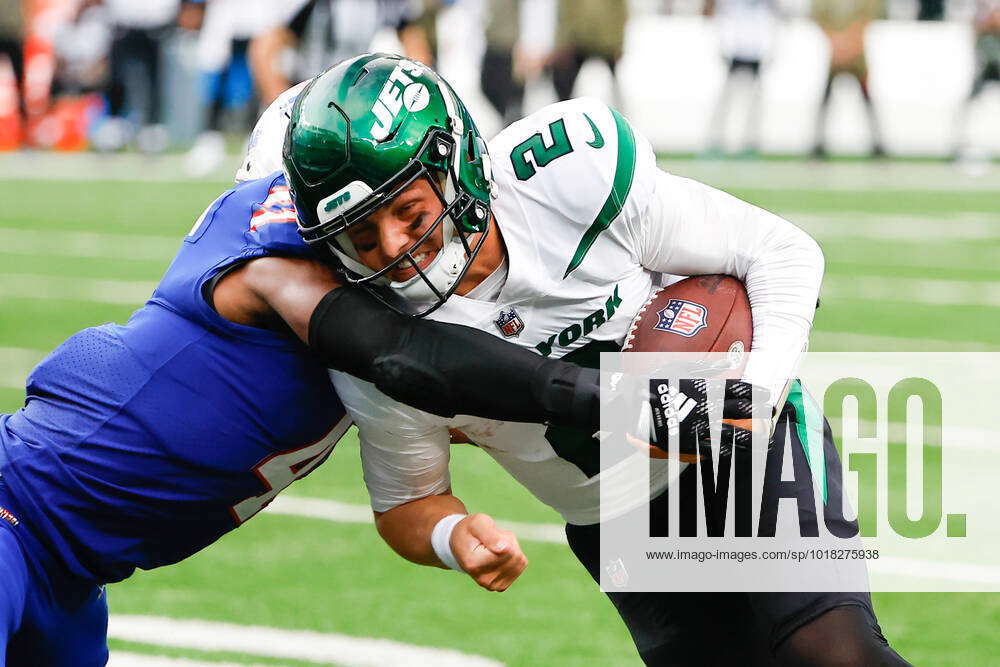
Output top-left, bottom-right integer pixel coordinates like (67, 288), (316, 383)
(388, 167), (465, 303)
(327, 183), (466, 306)
(389, 234), (466, 304)
(328, 144), (473, 308)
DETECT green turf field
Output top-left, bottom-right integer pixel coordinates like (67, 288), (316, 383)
(1, 161), (998, 665)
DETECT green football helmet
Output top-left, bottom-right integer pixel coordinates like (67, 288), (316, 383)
(283, 53), (494, 316)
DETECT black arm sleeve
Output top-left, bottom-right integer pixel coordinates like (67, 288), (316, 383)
(308, 287), (599, 431)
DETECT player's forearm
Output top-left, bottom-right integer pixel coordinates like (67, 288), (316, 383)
(397, 24), (434, 67)
(640, 172), (824, 397)
(374, 494), (468, 568)
(248, 28), (294, 105)
(729, 202), (823, 396)
(308, 288), (601, 431)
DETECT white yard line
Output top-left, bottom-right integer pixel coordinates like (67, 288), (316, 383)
(794, 213), (1000, 242)
(266, 496), (567, 544)
(0, 347), (45, 389)
(667, 159), (1000, 192)
(268, 497), (557, 544)
(108, 654), (264, 667)
(107, 616), (503, 667)
(869, 557), (1000, 587)
(4, 212), (1000, 291)
(488, 517), (567, 543)
(0, 228), (178, 260)
(812, 242), (1000, 273)
(824, 420), (1000, 453)
(0, 274), (155, 305)
(4, 213), (999, 250)
(267, 495), (372, 524)
(0, 152), (235, 184)
(822, 275), (1000, 308)
(4, 271), (998, 309)
(5, 153), (1000, 192)
(808, 331), (1000, 352)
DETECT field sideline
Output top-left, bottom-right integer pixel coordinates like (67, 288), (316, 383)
(1, 158), (999, 665)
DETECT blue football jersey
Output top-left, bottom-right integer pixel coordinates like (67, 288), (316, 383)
(0, 173), (348, 584)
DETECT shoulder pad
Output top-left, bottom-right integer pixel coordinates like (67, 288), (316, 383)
(491, 97), (647, 225)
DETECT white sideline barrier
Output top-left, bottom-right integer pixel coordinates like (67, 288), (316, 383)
(428, 7), (1000, 156)
(867, 20), (976, 156)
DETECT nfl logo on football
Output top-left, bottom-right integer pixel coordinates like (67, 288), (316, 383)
(494, 308), (525, 338)
(653, 299), (708, 337)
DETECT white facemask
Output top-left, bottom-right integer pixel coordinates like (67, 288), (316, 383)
(329, 203), (469, 310)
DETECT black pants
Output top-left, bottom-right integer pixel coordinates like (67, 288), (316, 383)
(107, 27), (166, 124)
(551, 48), (617, 102)
(971, 59), (1000, 100)
(0, 37), (23, 85)
(0, 36), (23, 115)
(481, 48), (523, 126)
(814, 68), (883, 156)
(707, 58), (764, 153)
(565, 403), (911, 666)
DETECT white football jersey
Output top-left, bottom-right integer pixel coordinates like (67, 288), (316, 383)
(332, 97), (824, 525)
(433, 98), (661, 357)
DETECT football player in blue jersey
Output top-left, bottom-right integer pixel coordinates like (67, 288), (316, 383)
(0, 86), (603, 666)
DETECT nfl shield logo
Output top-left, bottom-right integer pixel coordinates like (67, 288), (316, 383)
(494, 308), (524, 338)
(654, 299), (708, 337)
(605, 558), (629, 588)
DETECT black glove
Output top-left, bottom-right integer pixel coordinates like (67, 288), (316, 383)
(647, 378), (770, 459)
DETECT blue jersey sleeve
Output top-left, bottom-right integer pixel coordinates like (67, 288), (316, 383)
(0, 173), (348, 584)
(150, 172), (317, 336)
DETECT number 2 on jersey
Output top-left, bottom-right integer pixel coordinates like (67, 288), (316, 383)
(510, 118), (574, 181)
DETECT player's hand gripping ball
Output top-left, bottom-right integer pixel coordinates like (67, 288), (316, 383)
(622, 275), (766, 460)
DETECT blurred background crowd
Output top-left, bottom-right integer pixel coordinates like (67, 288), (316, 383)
(1, 0), (998, 173)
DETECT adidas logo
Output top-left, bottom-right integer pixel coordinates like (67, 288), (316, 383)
(653, 384), (696, 437)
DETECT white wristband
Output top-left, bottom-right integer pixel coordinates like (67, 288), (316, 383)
(431, 513), (467, 572)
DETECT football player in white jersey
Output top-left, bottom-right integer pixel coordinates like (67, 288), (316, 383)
(277, 54), (910, 666)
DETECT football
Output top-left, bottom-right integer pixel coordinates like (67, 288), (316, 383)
(623, 275), (752, 358)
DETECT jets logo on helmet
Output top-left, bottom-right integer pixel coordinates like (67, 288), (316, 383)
(317, 182), (374, 223)
(283, 53), (494, 316)
(369, 60), (428, 140)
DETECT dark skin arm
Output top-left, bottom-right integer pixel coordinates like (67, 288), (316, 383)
(212, 255), (337, 343)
